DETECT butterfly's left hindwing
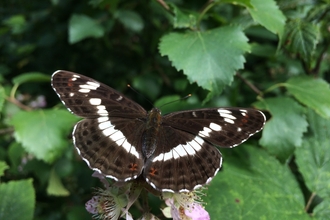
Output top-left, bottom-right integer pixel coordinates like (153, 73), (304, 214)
(73, 118), (145, 181)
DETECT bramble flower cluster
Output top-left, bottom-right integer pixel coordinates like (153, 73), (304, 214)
(162, 192), (210, 220)
(85, 172), (210, 220)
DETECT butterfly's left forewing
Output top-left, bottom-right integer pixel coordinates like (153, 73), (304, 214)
(51, 70), (147, 118)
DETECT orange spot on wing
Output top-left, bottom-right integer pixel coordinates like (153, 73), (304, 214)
(241, 115), (249, 124)
(68, 78), (74, 87)
(129, 163), (138, 171)
(149, 167), (158, 176)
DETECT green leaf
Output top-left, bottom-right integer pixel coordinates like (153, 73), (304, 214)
(3, 14), (27, 34)
(69, 14), (105, 44)
(250, 42), (276, 57)
(7, 143), (25, 174)
(282, 19), (319, 62)
(25, 160), (51, 187)
(114, 10), (144, 32)
(295, 109), (330, 199)
(206, 146), (308, 219)
(9, 109), (79, 163)
(0, 161), (9, 177)
(285, 76), (330, 119)
(220, 0), (253, 8)
(12, 72), (50, 85)
(159, 26), (249, 98)
(132, 74), (161, 101)
(47, 168), (70, 196)
(248, 0), (286, 36)
(0, 85), (5, 113)
(0, 179), (35, 220)
(314, 199), (330, 220)
(169, 3), (198, 29)
(154, 95), (181, 114)
(254, 97), (308, 161)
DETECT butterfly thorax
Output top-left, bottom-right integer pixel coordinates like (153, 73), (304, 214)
(143, 108), (162, 159)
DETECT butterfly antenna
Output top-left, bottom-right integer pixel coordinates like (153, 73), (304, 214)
(127, 84), (154, 107)
(159, 94), (192, 108)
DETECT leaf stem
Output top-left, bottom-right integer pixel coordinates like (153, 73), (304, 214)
(311, 41), (329, 76)
(197, 0), (216, 29)
(236, 72), (263, 96)
(0, 127), (14, 135)
(10, 83), (19, 99)
(7, 83), (33, 111)
(305, 192), (316, 213)
(5, 96), (32, 111)
(263, 82), (287, 94)
(156, 0), (170, 12)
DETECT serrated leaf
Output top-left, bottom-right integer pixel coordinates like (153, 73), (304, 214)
(159, 26), (249, 98)
(254, 97), (308, 161)
(206, 146), (308, 219)
(114, 10), (144, 32)
(0, 161), (9, 177)
(69, 14), (105, 44)
(295, 109), (330, 199)
(0, 179), (35, 220)
(47, 168), (70, 196)
(285, 76), (330, 119)
(306, 3), (330, 23)
(248, 0), (286, 36)
(12, 72), (50, 85)
(9, 109), (79, 163)
(282, 19), (319, 62)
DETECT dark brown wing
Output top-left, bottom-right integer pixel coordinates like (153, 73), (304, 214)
(163, 108), (265, 148)
(51, 70), (147, 118)
(73, 117), (145, 181)
(143, 125), (221, 193)
(51, 70), (148, 181)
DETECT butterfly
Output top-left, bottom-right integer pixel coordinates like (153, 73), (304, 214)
(51, 70), (266, 193)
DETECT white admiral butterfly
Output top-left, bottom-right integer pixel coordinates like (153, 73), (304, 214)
(51, 70), (266, 193)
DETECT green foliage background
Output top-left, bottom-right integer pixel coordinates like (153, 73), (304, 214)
(0, 0), (330, 219)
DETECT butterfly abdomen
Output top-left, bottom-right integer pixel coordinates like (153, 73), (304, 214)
(142, 108), (162, 159)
